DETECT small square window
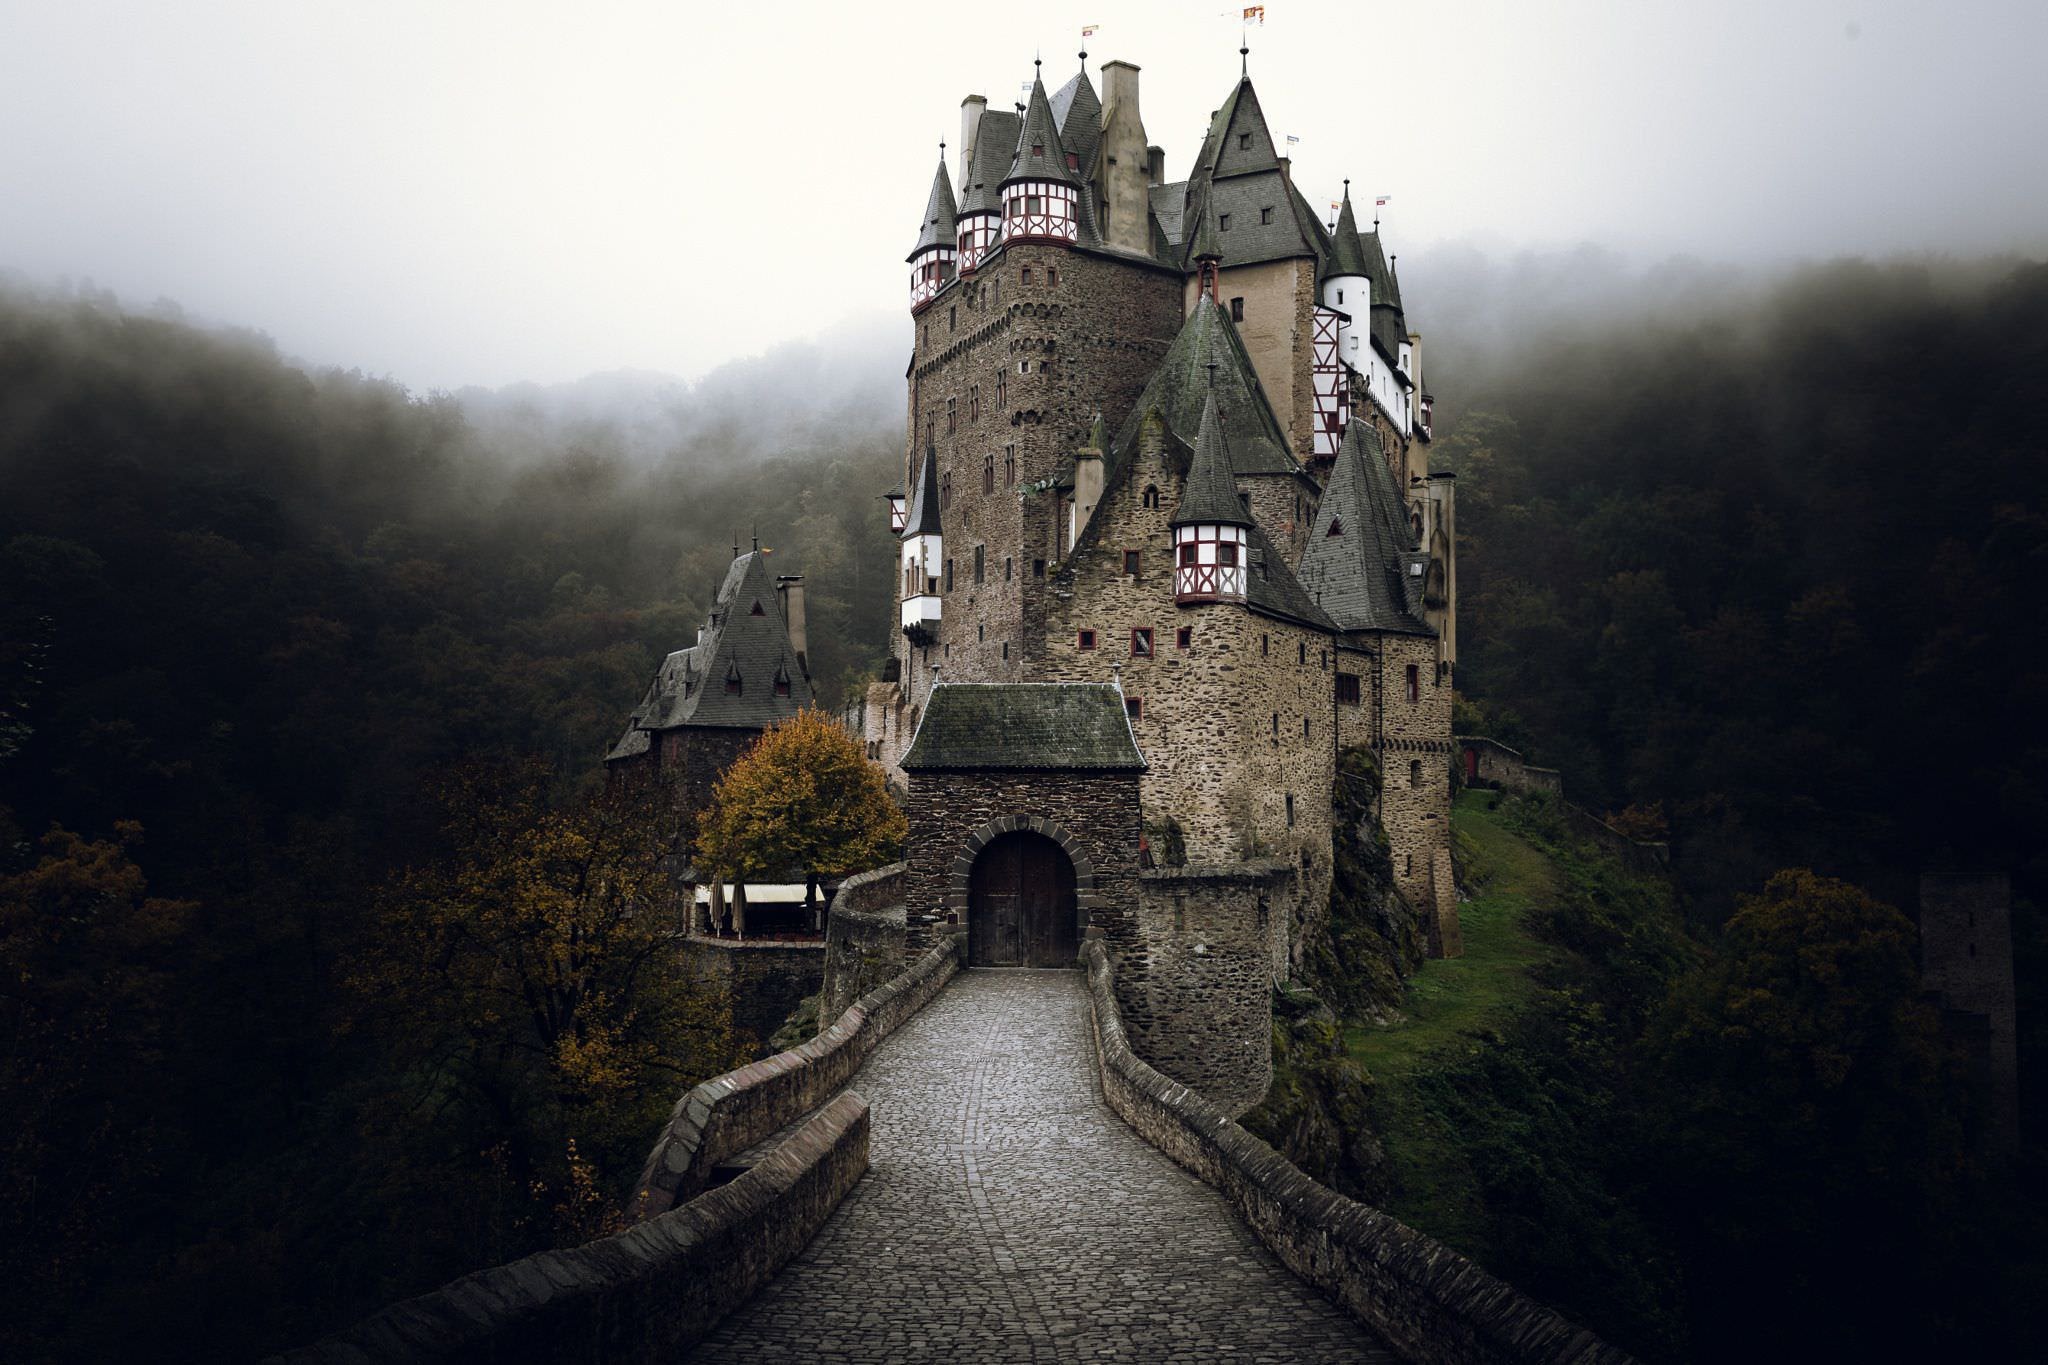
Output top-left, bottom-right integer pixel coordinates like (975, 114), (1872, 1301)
(1066, 152), (1079, 171)
(1078, 629), (1097, 650)
(1336, 672), (1361, 705)
(1125, 695), (1143, 721)
(1032, 143), (1045, 157)
(1122, 549), (1141, 576)
(1034, 559), (1046, 578)
(1176, 627), (1192, 651)
(1022, 266), (1033, 284)
(1131, 628), (1153, 657)
(1219, 213), (1232, 231)
(1048, 267), (1058, 285)
(1260, 206), (1274, 225)
(1238, 132), (1252, 150)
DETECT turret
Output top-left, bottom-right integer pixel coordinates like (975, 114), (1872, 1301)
(907, 155), (957, 313)
(1321, 183), (1372, 369)
(1000, 72), (1080, 245)
(882, 480), (907, 533)
(900, 445), (943, 640)
(1170, 389), (1251, 605)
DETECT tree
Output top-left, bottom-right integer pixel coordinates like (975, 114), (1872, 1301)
(344, 764), (738, 1247)
(695, 709), (906, 925)
(1639, 869), (1970, 1356)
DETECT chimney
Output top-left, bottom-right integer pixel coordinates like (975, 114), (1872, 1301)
(959, 95), (986, 183)
(775, 575), (809, 676)
(1069, 416), (1108, 546)
(1146, 145), (1166, 185)
(1097, 61), (1151, 255)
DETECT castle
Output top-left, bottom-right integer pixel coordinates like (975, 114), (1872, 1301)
(611, 47), (1460, 1111)
(852, 48), (1460, 1108)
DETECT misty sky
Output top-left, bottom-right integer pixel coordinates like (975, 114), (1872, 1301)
(3, 0), (2043, 391)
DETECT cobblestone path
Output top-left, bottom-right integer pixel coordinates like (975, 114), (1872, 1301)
(690, 968), (1394, 1363)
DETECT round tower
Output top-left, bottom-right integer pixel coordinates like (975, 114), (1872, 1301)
(1321, 182), (1371, 368)
(999, 71), (1080, 245)
(1171, 389), (1252, 605)
(908, 152), (957, 313)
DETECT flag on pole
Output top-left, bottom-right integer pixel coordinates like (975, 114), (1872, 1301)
(1243, 6), (1265, 23)
(1081, 24), (1099, 37)
(1285, 134), (1300, 146)
(1375, 195), (1392, 207)
(1330, 200), (1341, 212)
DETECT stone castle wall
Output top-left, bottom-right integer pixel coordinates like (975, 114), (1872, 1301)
(1124, 861), (1297, 1115)
(901, 767), (1142, 963)
(1029, 415), (1335, 967)
(678, 938), (825, 1057)
(1189, 257), (1319, 460)
(1457, 735), (1563, 795)
(898, 242), (1182, 711)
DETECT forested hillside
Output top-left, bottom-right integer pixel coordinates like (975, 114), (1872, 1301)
(0, 280), (902, 1359)
(1429, 256), (2048, 926)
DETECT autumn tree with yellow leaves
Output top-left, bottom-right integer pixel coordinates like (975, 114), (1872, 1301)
(696, 709), (906, 924)
(344, 763), (740, 1251)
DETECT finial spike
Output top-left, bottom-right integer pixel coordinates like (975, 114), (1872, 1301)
(1241, 35), (1250, 77)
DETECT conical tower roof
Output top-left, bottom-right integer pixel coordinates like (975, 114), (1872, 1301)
(1296, 421), (1432, 636)
(1005, 75), (1076, 185)
(1171, 390), (1253, 528)
(1329, 185), (1370, 277)
(1107, 296), (1300, 482)
(1049, 63), (1101, 173)
(902, 444), (943, 539)
(908, 157), (957, 260)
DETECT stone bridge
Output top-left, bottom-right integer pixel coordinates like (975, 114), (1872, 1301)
(275, 940), (1629, 1364)
(690, 967), (1392, 1362)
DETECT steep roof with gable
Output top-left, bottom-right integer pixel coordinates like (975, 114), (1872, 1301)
(958, 109), (1022, 216)
(1171, 76), (1318, 271)
(1049, 66), (1101, 174)
(1296, 422), (1434, 637)
(1171, 390), (1254, 528)
(903, 444), (942, 539)
(901, 683), (1144, 771)
(908, 158), (957, 260)
(1106, 297), (1306, 484)
(603, 551), (815, 758)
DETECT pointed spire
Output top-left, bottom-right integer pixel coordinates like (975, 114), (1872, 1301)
(1007, 71), (1076, 184)
(1330, 181), (1370, 277)
(902, 444), (943, 539)
(1171, 389), (1253, 529)
(908, 154), (958, 258)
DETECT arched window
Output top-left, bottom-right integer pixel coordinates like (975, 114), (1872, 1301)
(1143, 484), (1160, 508)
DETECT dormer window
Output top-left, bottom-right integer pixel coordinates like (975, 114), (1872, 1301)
(1237, 133), (1252, 150)
(750, 600), (765, 615)
(773, 667), (791, 698)
(724, 667), (742, 695)
(1032, 143), (1044, 157)
(1219, 213), (1232, 232)
(1066, 152), (1079, 171)
(1326, 517), (1344, 537)
(1260, 206), (1274, 224)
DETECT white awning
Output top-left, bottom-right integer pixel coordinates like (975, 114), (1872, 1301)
(692, 882), (812, 906)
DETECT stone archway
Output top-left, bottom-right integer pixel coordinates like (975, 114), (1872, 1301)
(967, 831), (1077, 967)
(946, 815), (1098, 966)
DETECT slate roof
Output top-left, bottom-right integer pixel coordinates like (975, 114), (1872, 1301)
(1171, 390), (1254, 528)
(958, 110), (1021, 216)
(908, 158), (956, 259)
(1149, 181), (1189, 245)
(903, 444), (942, 539)
(1295, 422), (1434, 637)
(1005, 76), (1078, 187)
(901, 683), (1145, 771)
(1106, 296), (1306, 485)
(1244, 519), (1340, 633)
(1329, 187), (1370, 278)
(604, 551), (815, 759)
(1049, 66), (1101, 175)
(1172, 76), (1319, 271)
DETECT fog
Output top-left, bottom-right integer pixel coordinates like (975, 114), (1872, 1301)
(2, 0), (2043, 392)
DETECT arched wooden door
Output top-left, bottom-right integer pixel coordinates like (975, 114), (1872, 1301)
(967, 831), (1078, 967)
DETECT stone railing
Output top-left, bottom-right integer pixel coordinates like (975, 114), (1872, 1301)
(633, 922), (956, 1219)
(267, 1094), (869, 1365)
(819, 864), (911, 1022)
(1080, 940), (1637, 1365)
(1456, 736), (1668, 874)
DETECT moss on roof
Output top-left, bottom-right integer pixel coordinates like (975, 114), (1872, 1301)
(901, 683), (1145, 771)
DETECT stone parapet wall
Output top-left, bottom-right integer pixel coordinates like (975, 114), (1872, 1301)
(1123, 861), (1295, 1115)
(1080, 941), (1636, 1365)
(1456, 736), (1561, 796)
(679, 938), (826, 1057)
(633, 933), (960, 1219)
(819, 863), (908, 1022)
(267, 1094), (870, 1365)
